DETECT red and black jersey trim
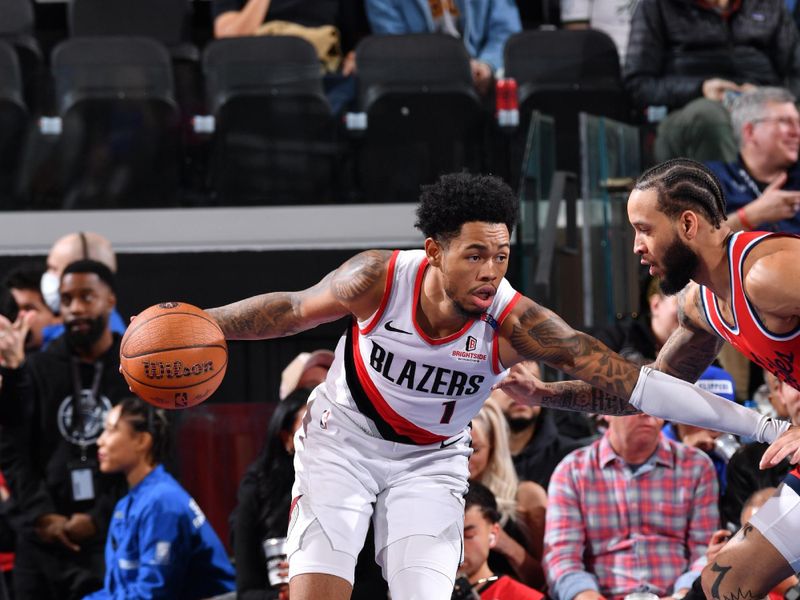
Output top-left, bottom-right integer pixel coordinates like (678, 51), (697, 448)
(344, 321), (446, 445)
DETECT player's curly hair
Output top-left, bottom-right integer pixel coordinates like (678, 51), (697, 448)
(415, 173), (518, 243)
(634, 158), (726, 229)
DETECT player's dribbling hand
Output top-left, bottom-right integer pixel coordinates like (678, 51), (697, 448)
(492, 362), (548, 405)
(760, 425), (800, 469)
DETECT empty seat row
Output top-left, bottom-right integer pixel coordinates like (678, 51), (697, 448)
(0, 28), (633, 209)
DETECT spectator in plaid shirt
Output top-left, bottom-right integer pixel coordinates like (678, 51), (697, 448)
(543, 412), (719, 600)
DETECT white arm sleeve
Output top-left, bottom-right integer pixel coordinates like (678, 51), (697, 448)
(629, 366), (790, 443)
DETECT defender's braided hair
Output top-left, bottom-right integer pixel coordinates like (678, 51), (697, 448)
(634, 158), (727, 229)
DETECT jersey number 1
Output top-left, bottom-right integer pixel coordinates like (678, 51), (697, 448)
(440, 400), (456, 424)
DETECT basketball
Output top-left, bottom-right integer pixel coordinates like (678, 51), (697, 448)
(119, 302), (228, 410)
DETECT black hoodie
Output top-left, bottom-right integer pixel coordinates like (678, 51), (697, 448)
(0, 334), (128, 541)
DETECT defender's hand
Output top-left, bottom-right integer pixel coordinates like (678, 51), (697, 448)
(761, 425), (800, 469)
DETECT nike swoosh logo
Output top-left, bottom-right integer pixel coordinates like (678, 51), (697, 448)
(440, 436), (462, 449)
(384, 320), (412, 335)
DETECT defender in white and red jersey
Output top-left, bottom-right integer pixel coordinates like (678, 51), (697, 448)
(201, 172), (787, 600)
(500, 159), (800, 600)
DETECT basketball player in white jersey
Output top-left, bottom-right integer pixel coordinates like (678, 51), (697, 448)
(205, 173), (790, 600)
(498, 159), (800, 600)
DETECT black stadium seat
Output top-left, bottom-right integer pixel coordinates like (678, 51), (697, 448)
(0, 0), (43, 111)
(504, 29), (632, 176)
(203, 36), (339, 205)
(0, 40), (26, 204)
(354, 34), (485, 203)
(49, 36), (181, 208)
(68, 0), (197, 61)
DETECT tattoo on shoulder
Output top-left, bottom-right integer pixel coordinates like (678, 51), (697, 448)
(331, 250), (392, 303)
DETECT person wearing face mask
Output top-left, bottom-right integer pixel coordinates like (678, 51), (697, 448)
(0, 259), (129, 600)
(38, 232), (126, 350)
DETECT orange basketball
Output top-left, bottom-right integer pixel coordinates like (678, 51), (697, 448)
(120, 302), (228, 410)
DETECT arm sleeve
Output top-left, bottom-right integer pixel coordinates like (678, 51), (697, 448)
(623, 0), (704, 108)
(673, 454), (719, 592)
(364, 0), (410, 34)
(629, 367), (790, 443)
(474, 0), (522, 73)
(544, 458), (600, 600)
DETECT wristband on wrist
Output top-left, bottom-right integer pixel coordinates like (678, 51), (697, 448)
(737, 207), (755, 231)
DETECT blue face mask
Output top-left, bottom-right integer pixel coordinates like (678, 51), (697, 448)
(40, 271), (60, 314)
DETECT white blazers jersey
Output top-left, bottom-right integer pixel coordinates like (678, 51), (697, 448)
(318, 249), (521, 444)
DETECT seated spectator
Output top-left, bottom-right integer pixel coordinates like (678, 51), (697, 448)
(211, 0), (362, 113)
(40, 232), (126, 349)
(490, 365), (595, 491)
(544, 412), (719, 600)
(720, 374), (799, 528)
(86, 397), (235, 599)
(662, 364), (738, 493)
(624, 0), (800, 163)
(593, 276), (679, 365)
(278, 349), (334, 400)
(232, 389), (307, 600)
(470, 399), (547, 589)
(363, 0), (522, 95)
(231, 388), (386, 599)
(560, 0), (638, 63)
(458, 481), (544, 600)
(751, 369), (791, 421)
(0, 262), (59, 353)
(706, 87), (800, 234)
(0, 260), (129, 600)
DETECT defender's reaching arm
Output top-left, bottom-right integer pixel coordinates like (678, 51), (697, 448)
(496, 289), (788, 444)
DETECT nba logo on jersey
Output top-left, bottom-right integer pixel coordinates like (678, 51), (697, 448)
(466, 336), (477, 352)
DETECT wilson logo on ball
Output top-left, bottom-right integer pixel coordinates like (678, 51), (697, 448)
(120, 302), (227, 410)
(142, 360), (214, 380)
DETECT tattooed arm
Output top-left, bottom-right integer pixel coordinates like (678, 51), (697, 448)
(206, 250), (392, 340)
(497, 284), (720, 415)
(497, 296), (643, 414)
(652, 283), (723, 380)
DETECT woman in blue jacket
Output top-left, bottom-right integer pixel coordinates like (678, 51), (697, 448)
(85, 398), (235, 599)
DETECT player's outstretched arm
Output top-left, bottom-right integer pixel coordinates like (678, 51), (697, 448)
(498, 296), (642, 414)
(498, 292), (789, 444)
(498, 285), (720, 413)
(207, 250), (392, 340)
